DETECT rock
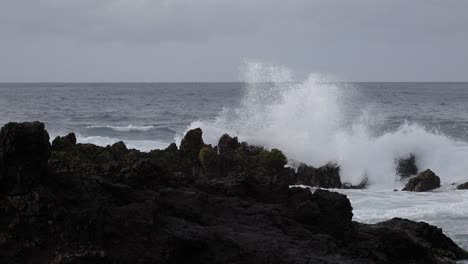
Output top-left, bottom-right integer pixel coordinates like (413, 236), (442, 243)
(110, 141), (128, 157)
(0, 122), (51, 194)
(294, 163), (342, 188)
(165, 142), (178, 152)
(396, 153), (418, 178)
(179, 128), (204, 159)
(1, 124), (467, 264)
(258, 148), (287, 172)
(371, 218), (468, 262)
(311, 189), (353, 237)
(218, 134), (240, 154)
(51, 133), (76, 151)
(457, 182), (468, 190)
(198, 145), (219, 177)
(403, 169), (441, 192)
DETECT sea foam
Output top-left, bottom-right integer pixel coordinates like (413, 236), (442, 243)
(86, 125), (156, 132)
(182, 62), (468, 188)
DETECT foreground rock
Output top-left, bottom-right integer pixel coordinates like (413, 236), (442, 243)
(0, 122), (466, 264)
(403, 169), (441, 192)
(0, 121), (51, 194)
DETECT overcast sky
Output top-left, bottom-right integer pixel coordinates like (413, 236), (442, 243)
(1, 0), (467, 82)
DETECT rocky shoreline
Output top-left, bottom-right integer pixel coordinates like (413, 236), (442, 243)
(0, 121), (467, 263)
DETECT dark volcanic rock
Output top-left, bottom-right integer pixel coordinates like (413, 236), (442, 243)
(403, 169), (441, 192)
(51, 133), (77, 151)
(218, 134), (240, 154)
(180, 128), (204, 159)
(198, 145), (219, 177)
(294, 163), (342, 188)
(457, 182), (468, 190)
(396, 153), (418, 178)
(311, 189), (353, 237)
(0, 122), (466, 264)
(0, 121), (51, 194)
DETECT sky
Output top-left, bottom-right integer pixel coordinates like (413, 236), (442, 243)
(0, 0), (467, 82)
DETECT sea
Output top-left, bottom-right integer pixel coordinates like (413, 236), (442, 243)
(1, 65), (468, 252)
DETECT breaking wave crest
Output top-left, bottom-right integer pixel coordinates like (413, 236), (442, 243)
(86, 125), (156, 132)
(183, 62), (468, 188)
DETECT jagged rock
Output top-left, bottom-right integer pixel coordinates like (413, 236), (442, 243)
(198, 145), (219, 177)
(403, 169), (441, 192)
(457, 182), (468, 190)
(218, 134), (240, 154)
(396, 153), (418, 178)
(294, 163), (342, 188)
(1, 122), (467, 264)
(369, 218), (468, 262)
(51, 133), (76, 151)
(165, 142), (178, 152)
(110, 141), (128, 156)
(179, 128), (204, 159)
(0, 121), (51, 194)
(311, 189), (353, 237)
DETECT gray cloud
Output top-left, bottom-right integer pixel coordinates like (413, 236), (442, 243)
(1, 0), (467, 81)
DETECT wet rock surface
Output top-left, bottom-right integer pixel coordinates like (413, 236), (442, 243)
(457, 182), (468, 190)
(403, 169), (441, 192)
(0, 122), (466, 264)
(396, 153), (418, 178)
(293, 163), (342, 188)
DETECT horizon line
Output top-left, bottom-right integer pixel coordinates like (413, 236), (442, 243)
(2, 81), (468, 84)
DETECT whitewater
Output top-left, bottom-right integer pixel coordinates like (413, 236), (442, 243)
(181, 63), (468, 252)
(185, 63), (468, 189)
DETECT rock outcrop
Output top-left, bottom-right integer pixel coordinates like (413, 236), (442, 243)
(294, 163), (342, 188)
(403, 169), (441, 192)
(457, 182), (468, 190)
(0, 122), (466, 264)
(396, 153), (418, 178)
(0, 121), (51, 194)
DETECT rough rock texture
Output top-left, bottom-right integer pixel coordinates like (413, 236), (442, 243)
(403, 169), (441, 192)
(396, 154), (418, 178)
(0, 121), (51, 194)
(294, 163), (342, 188)
(457, 182), (468, 190)
(0, 123), (466, 264)
(51, 133), (77, 151)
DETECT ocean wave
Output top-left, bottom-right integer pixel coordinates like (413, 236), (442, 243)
(179, 62), (468, 188)
(76, 134), (170, 152)
(86, 124), (156, 132)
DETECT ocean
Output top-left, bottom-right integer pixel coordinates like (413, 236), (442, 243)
(2, 78), (468, 251)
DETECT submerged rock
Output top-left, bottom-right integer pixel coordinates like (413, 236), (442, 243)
(403, 169), (441, 192)
(0, 121), (51, 194)
(457, 182), (468, 190)
(396, 153), (418, 178)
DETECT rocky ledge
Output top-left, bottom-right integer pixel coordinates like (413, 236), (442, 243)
(0, 122), (467, 264)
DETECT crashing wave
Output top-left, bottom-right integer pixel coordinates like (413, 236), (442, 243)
(181, 62), (468, 188)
